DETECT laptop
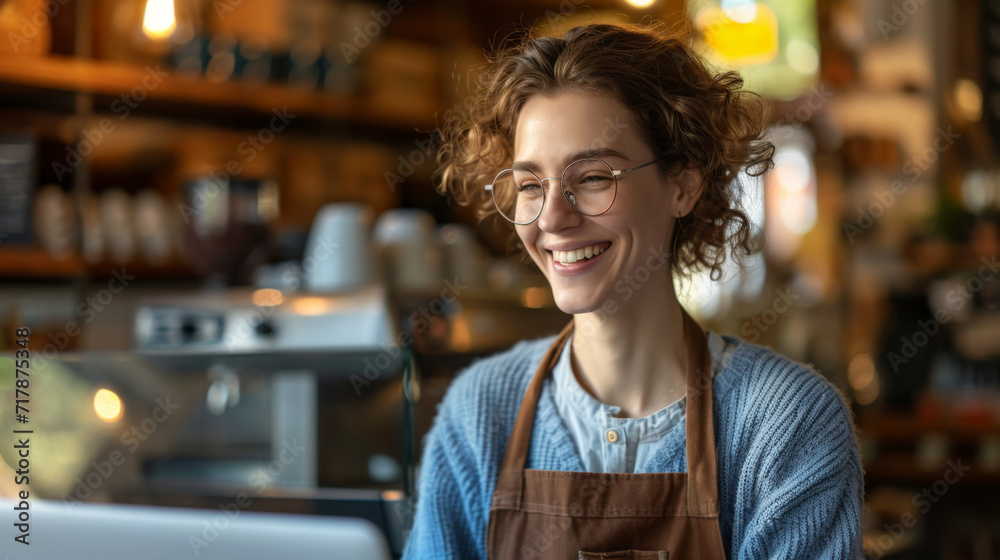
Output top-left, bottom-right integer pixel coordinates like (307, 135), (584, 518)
(2, 497), (393, 560)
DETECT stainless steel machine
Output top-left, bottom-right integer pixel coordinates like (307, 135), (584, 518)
(3, 272), (567, 559)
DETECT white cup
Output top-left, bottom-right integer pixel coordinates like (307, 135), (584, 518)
(303, 203), (374, 292)
(373, 209), (442, 293)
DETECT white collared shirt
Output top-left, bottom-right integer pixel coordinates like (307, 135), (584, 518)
(549, 331), (737, 473)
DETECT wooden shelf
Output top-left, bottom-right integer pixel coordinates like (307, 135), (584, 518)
(0, 55), (435, 130)
(0, 246), (84, 279)
(856, 412), (1000, 441)
(0, 246), (197, 280)
(863, 458), (1000, 484)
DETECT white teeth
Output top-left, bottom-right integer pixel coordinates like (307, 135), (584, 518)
(553, 243), (607, 265)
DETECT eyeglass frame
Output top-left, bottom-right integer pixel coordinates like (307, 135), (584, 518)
(484, 155), (669, 225)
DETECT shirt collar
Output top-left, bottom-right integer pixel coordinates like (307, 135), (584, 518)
(551, 333), (622, 419)
(551, 331), (730, 422)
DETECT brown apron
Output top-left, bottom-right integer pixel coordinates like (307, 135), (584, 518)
(487, 308), (726, 559)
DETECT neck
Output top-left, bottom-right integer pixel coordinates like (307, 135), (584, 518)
(570, 272), (688, 418)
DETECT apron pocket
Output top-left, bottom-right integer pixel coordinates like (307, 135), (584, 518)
(577, 551), (670, 560)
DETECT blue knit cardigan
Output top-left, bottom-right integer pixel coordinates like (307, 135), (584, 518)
(402, 333), (865, 559)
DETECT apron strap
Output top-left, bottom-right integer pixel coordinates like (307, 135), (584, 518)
(491, 307), (719, 515)
(492, 319), (574, 510)
(680, 308), (719, 516)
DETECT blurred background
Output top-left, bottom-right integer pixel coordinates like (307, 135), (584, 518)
(0, 0), (998, 558)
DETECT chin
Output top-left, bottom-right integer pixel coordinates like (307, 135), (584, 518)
(551, 288), (605, 316)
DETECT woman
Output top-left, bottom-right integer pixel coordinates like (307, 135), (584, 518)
(403, 22), (863, 560)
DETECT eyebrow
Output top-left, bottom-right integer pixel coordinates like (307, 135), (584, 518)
(512, 148), (629, 173)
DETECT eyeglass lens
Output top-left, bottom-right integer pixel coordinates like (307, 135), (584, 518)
(491, 159), (617, 224)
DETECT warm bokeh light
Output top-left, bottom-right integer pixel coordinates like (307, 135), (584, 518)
(252, 288), (284, 307)
(624, 0), (656, 7)
(847, 354), (881, 406)
(382, 489), (405, 501)
(291, 296), (330, 316)
(721, 0), (757, 23)
(854, 379), (880, 406)
(449, 315), (472, 353)
(93, 388), (123, 422)
(696, 2), (778, 65)
(847, 354), (876, 390)
(142, 0), (176, 40)
(961, 169), (995, 213)
(675, 168), (765, 319)
(786, 38), (820, 75)
(954, 78), (983, 122)
(773, 149), (812, 193)
(521, 287), (551, 309)
(764, 128), (817, 261)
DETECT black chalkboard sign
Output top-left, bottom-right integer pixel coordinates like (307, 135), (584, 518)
(0, 134), (37, 244)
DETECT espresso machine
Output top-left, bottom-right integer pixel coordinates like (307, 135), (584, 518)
(111, 205), (567, 555)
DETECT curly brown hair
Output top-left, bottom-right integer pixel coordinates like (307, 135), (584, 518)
(435, 21), (774, 280)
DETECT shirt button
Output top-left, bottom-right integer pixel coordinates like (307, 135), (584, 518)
(606, 429), (619, 443)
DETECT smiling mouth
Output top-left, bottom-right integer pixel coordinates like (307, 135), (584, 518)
(550, 242), (611, 265)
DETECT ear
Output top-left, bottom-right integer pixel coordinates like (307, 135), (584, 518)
(671, 166), (705, 218)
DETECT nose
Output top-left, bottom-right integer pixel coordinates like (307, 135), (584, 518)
(534, 177), (582, 232)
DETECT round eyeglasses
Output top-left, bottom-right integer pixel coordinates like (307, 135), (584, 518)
(485, 156), (665, 225)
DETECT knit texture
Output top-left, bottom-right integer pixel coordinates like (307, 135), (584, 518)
(401, 333), (865, 560)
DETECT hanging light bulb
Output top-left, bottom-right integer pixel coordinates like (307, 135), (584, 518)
(142, 0), (176, 40)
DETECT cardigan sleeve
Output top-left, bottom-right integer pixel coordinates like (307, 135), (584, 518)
(401, 414), (484, 559)
(401, 364), (493, 560)
(403, 338), (545, 560)
(729, 361), (865, 560)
